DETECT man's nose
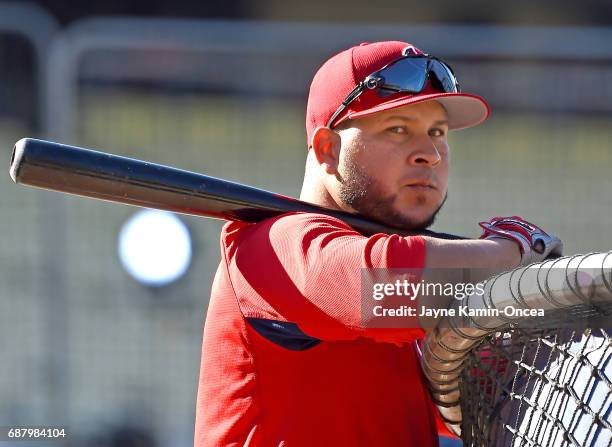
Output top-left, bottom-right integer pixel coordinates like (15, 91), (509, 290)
(407, 136), (442, 167)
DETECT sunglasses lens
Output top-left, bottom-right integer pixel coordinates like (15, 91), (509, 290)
(376, 57), (429, 93)
(327, 56), (460, 128)
(429, 60), (459, 93)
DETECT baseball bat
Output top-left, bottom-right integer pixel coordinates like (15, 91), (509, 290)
(9, 138), (464, 239)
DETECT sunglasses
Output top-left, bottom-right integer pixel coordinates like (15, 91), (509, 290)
(326, 55), (460, 128)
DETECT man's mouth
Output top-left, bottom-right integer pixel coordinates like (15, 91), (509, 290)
(404, 180), (437, 191)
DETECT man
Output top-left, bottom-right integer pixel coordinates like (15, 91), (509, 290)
(194, 41), (562, 446)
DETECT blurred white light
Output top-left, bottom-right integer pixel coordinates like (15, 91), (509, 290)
(118, 209), (192, 287)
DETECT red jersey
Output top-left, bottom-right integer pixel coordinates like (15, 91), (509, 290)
(194, 212), (441, 446)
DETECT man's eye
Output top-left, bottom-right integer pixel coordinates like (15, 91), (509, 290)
(429, 128), (446, 137)
(387, 126), (407, 134)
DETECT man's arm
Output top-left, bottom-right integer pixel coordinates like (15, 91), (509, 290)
(420, 218), (562, 331)
(423, 237), (520, 270)
(229, 213), (537, 346)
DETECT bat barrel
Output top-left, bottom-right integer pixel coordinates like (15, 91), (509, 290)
(10, 138), (305, 220)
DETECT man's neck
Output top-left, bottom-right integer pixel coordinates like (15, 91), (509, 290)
(299, 181), (341, 211)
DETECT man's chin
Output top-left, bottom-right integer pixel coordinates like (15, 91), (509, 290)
(390, 195), (448, 231)
(343, 185), (447, 232)
(376, 209), (438, 232)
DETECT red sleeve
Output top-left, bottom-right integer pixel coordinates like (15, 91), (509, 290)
(223, 212), (427, 345)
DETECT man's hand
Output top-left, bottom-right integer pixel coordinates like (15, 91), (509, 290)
(479, 216), (563, 266)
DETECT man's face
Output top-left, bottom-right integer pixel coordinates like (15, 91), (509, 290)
(334, 101), (450, 230)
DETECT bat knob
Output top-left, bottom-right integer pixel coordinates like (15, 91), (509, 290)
(9, 138), (29, 184)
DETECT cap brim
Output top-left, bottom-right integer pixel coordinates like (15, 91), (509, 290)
(346, 92), (490, 130)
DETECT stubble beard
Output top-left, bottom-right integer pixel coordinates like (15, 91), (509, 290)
(337, 156), (446, 231)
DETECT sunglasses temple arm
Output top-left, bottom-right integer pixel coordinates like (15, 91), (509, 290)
(326, 83), (365, 128)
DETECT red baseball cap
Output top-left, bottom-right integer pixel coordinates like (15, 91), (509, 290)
(305, 41), (490, 146)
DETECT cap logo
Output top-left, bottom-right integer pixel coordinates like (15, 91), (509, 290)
(402, 46), (419, 56)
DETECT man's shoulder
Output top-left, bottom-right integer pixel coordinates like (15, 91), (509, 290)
(216, 212), (360, 269)
(221, 212), (355, 238)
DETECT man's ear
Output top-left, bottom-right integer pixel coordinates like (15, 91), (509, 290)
(310, 126), (341, 175)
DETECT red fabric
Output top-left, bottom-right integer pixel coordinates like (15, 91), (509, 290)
(194, 212), (441, 446)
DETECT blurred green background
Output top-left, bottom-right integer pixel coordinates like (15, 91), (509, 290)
(0, 2), (611, 446)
